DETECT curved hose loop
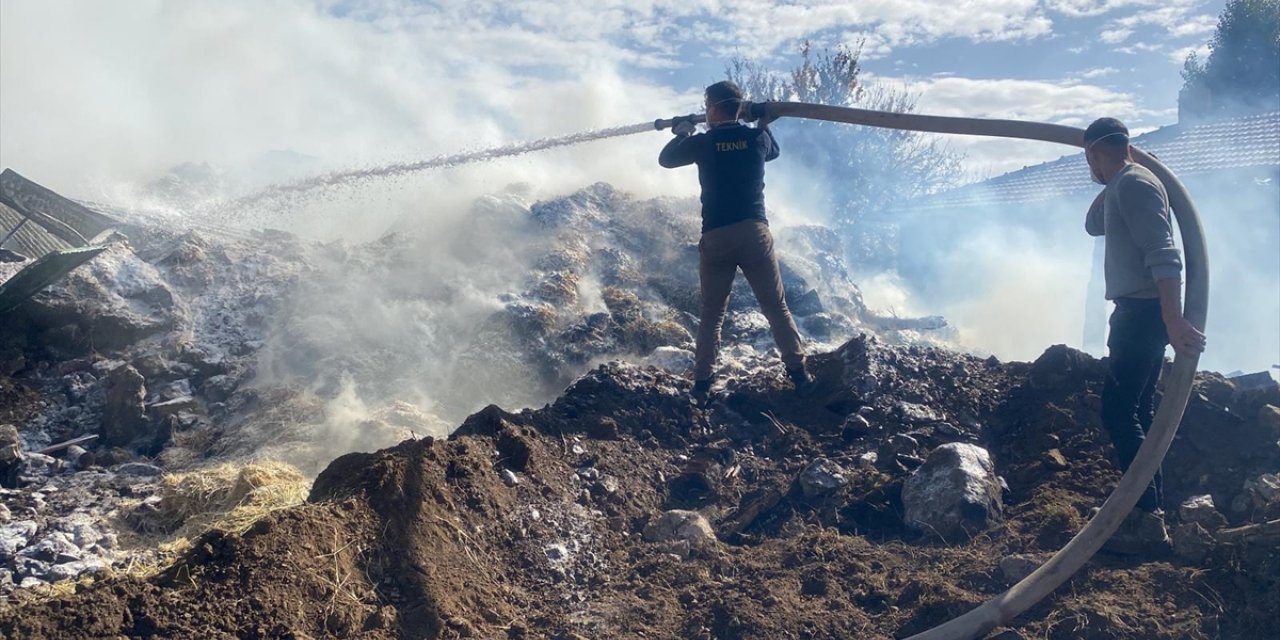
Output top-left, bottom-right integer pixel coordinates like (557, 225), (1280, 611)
(756, 101), (1210, 639)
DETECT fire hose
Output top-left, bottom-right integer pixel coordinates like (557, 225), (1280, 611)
(658, 101), (1210, 640)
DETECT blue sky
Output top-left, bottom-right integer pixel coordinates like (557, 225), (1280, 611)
(1, 1), (1227, 190)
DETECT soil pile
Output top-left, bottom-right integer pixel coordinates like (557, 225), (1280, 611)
(4, 337), (1277, 639)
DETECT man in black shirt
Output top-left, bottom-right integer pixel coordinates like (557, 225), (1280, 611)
(659, 81), (812, 399)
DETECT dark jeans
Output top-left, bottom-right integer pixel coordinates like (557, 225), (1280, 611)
(1102, 297), (1168, 512)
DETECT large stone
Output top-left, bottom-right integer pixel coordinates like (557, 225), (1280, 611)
(902, 443), (1004, 539)
(23, 242), (179, 350)
(1171, 522), (1215, 564)
(102, 365), (147, 447)
(0, 520), (38, 556)
(642, 510), (716, 547)
(797, 458), (849, 499)
(1179, 494), (1227, 531)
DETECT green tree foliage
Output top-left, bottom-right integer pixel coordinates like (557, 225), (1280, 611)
(727, 42), (962, 268)
(1179, 0), (1280, 120)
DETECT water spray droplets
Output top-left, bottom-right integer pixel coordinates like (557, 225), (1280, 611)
(202, 121), (657, 224)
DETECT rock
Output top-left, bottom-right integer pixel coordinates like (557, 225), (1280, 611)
(1241, 473), (1280, 514)
(801, 312), (855, 341)
(789, 289), (824, 317)
(46, 558), (109, 583)
(178, 344), (230, 379)
(1172, 522), (1215, 564)
(885, 434), (921, 458)
(841, 413), (873, 439)
(1179, 494), (1227, 531)
(0, 520), (38, 556)
(642, 510), (716, 547)
(902, 443), (1004, 539)
(19, 453), (60, 480)
(501, 469), (520, 487)
(0, 424), (24, 488)
(856, 451), (878, 470)
(69, 522), (102, 548)
(1043, 448), (1070, 471)
(97, 532), (118, 550)
(797, 458), (849, 499)
(543, 543), (569, 562)
(19, 576), (47, 589)
(102, 365), (148, 448)
(20, 531), (81, 563)
(115, 462), (164, 478)
(594, 475), (620, 497)
(896, 402), (943, 424)
(999, 554), (1043, 583)
(201, 374), (240, 402)
(26, 242), (179, 349)
(645, 347), (694, 374)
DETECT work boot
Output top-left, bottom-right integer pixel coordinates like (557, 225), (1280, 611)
(787, 365), (816, 398)
(1103, 508), (1171, 556)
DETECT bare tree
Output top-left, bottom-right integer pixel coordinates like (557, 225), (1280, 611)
(728, 41), (962, 270)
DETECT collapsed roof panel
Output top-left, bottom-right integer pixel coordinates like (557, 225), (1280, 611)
(0, 169), (117, 312)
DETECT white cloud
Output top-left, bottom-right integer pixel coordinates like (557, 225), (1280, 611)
(1102, 1), (1217, 42)
(1100, 27), (1135, 43)
(1045, 0), (1158, 18)
(1078, 66), (1119, 79)
(1115, 41), (1165, 54)
(1167, 14), (1218, 39)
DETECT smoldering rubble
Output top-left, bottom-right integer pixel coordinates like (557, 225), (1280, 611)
(0, 183), (1277, 640)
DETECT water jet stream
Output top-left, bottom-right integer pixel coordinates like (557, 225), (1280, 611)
(208, 121), (656, 218)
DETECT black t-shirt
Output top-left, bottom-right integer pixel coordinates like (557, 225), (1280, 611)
(658, 122), (780, 233)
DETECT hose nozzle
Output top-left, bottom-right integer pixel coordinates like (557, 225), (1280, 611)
(654, 113), (706, 131)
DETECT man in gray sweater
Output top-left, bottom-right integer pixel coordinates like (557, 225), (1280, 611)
(1083, 117), (1206, 550)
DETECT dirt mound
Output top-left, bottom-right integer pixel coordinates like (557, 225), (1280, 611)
(4, 339), (1278, 639)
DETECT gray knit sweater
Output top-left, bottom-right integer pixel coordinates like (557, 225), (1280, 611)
(1086, 163), (1183, 300)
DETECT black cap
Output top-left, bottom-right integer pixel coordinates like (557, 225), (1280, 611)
(1084, 117), (1129, 146)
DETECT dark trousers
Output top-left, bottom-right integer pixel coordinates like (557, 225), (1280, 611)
(694, 220), (805, 381)
(1101, 297), (1168, 512)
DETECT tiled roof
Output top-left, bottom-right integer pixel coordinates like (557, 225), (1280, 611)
(906, 111), (1280, 211)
